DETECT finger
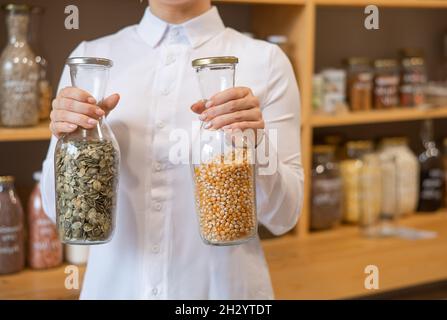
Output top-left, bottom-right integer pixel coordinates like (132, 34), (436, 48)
(223, 120), (265, 131)
(199, 96), (258, 122)
(101, 93), (120, 114)
(50, 121), (78, 137)
(59, 87), (96, 104)
(205, 109), (262, 130)
(191, 99), (206, 114)
(50, 109), (98, 129)
(207, 87), (251, 108)
(53, 97), (105, 119)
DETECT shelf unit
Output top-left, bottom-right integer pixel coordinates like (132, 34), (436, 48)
(1, 0), (446, 241)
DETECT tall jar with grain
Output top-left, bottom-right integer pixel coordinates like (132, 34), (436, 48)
(0, 176), (25, 274)
(311, 145), (343, 230)
(373, 59), (400, 109)
(0, 4), (39, 127)
(345, 57), (373, 111)
(192, 56), (257, 246)
(400, 57), (427, 107)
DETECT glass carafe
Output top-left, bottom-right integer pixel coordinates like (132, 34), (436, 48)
(192, 56), (258, 246)
(0, 176), (25, 274)
(0, 4), (39, 127)
(55, 57), (120, 245)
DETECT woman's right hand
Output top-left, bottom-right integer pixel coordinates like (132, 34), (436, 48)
(50, 87), (120, 138)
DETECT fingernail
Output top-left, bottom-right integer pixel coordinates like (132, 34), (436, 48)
(88, 118), (98, 125)
(199, 113), (207, 121)
(88, 97), (96, 104)
(204, 122), (212, 129)
(205, 100), (214, 109)
(96, 108), (105, 116)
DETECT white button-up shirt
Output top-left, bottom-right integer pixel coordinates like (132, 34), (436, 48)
(41, 6), (304, 300)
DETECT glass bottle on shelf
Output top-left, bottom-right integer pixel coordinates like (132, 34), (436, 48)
(373, 59), (400, 109)
(0, 176), (25, 274)
(0, 4), (39, 127)
(29, 5), (52, 121)
(311, 145), (343, 230)
(192, 56), (257, 246)
(55, 57), (120, 245)
(400, 57), (427, 107)
(28, 172), (63, 269)
(345, 57), (373, 111)
(417, 120), (445, 212)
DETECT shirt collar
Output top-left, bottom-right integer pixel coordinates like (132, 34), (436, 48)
(136, 6), (225, 49)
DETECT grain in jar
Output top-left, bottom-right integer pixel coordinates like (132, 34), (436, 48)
(345, 57), (373, 111)
(373, 59), (400, 109)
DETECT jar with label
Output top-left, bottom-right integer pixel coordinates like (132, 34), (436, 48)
(378, 138), (419, 219)
(0, 176), (25, 274)
(321, 69), (346, 114)
(417, 120), (445, 212)
(192, 56), (257, 246)
(340, 141), (381, 225)
(29, 5), (52, 120)
(400, 57), (427, 107)
(0, 4), (39, 127)
(311, 145), (343, 230)
(28, 172), (63, 269)
(345, 57), (373, 111)
(55, 58), (120, 244)
(373, 59), (400, 109)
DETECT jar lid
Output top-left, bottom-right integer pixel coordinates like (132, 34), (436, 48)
(381, 137), (409, 147)
(2, 3), (30, 13)
(345, 57), (371, 67)
(267, 35), (288, 44)
(402, 57), (425, 68)
(66, 57), (113, 68)
(192, 56), (239, 68)
(0, 176), (15, 183)
(346, 140), (374, 150)
(313, 144), (335, 154)
(399, 47), (424, 59)
(374, 59), (398, 69)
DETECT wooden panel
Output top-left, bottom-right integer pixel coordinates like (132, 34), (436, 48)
(312, 107), (447, 127)
(0, 121), (51, 142)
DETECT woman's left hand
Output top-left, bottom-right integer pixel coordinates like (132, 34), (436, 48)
(191, 87), (264, 131)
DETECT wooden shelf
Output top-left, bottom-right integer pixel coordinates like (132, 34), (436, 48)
(0, 121), (51, 142)
(214, 0), (306, 4)
(314, 0), (447, 8)
(2, 212), (446, 299)
(311, 107), (447, 128)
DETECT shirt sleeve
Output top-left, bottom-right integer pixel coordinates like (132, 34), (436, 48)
(40, 42), (86, 223)
(255, 45), (304, 236)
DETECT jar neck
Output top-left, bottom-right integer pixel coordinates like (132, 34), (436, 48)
(6, 13), (29, 44)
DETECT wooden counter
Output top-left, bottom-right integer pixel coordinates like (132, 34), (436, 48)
(1, 213), (447, 300)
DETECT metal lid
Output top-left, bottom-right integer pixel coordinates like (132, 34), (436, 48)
(345, 57), (371, 67)
(267, 35), (288, 44)
(313, 144), (335, 154)
(0, 176), (15, 183)
(2, 3), (30, 13)
(381, 137), (409, 147)
(402, 57), (425, 68)
(374, 59), (398, 69)
(192, 56), (238, 68)
(346, 140), (374, 150)
(66, 57), (113, 68)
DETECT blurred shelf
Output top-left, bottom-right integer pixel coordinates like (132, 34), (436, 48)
(214, 0), (306, 4)
(313, 0), (447, 8)
(311, 107), (447, 128)
(0, 121), (51, 142)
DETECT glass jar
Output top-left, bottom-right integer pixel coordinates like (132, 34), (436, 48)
(400, 57), (427, 107)
(0, 4), (39, 127)
(373, 59), (400, 109)
(0, 176), (25, 274)
(55, 57), (120, 244)
(29, 5), (52, 121)
(192, 56), (257, 246)
(417, 120), (445, 212)
(321, 69), (346, 114)
(345, 57), (373, 111)
(28, 172), (63, 269)
(311, 145), (343, 230)
(378, 138), (419, 219)
(65, 244), (89, 265)
(340, 141), (381, 225)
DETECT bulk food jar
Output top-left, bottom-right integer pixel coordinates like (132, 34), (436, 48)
(345, 57), (373, 111)
(0, 176), (25, 274)
(373, 59), (400, 109)
(311, 145), (343, 230)
(192, 56), (257, 246)
(0, 4), (39, 127)
(55, 57), (120, 245)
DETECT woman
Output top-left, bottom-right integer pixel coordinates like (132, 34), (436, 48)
(41, 0), (304, 299)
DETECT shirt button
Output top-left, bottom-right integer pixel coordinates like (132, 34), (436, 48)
(154, 162), (162, 172)
(153, 202), (162, 211)
(161, 88), (170, 96)
(156, 121), (165, 129)
(171, 29), (180, 37)
(152, 245), (160, 253)
(152, 288), (159, 296)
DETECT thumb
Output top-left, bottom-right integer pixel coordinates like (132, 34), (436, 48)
(101, 93), (120, 115)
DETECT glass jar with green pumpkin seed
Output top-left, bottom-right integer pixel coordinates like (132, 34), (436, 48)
(54, 57), (120, 245)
